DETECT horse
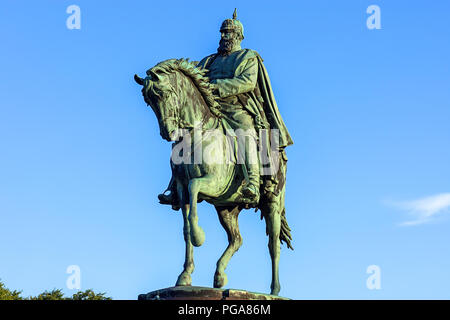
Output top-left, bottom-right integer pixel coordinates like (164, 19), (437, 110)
(134, 58), (292, 295)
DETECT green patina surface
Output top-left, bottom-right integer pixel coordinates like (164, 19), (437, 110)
(134, 9), (293, 296)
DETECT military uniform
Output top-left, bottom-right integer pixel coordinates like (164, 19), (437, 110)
(158, 11), (293, 207)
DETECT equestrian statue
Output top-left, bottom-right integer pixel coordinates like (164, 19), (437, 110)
(134, 9), (294, 296)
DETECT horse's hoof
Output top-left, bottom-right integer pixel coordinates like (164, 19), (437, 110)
(214, 270), (228, 288)
(190, 226), (205, 247)
(176, 272), (192, 286)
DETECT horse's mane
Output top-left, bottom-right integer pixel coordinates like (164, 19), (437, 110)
(149, 59), (221, 117)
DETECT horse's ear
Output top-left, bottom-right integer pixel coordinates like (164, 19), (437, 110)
(134, 74), (144, 85)
(146, 69), (160, 81)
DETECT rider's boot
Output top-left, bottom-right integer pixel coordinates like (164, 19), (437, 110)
(242, 140), (260, 202)
(158, 177), (180, 211)
(158, 191), (175, 205)
(242, 164), (260, 202)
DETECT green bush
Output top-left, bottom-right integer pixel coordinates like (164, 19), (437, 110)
(0, 280), (111, 300)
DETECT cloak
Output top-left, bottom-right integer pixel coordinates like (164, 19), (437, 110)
(255, 53), (294, 149)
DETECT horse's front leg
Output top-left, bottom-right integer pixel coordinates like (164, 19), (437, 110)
(176, 185), (194, 286)
(188, 174), (226, 247)
(187, 178), (207, 247)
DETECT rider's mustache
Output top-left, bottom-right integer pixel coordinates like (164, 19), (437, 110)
(217, 37), (240, 55)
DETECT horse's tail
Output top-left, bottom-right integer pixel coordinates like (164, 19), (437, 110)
(280, 207), (294, 250)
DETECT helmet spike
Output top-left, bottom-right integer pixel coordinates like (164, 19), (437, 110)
(220, 8), (244, 39)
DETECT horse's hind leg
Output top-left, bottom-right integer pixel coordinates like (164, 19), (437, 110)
(175, 184), (194, 286)
(214, 205), (242, 288)
(262, 199), (282, 295)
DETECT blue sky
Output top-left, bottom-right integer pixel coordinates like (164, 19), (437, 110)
(0, 0), (449, 299)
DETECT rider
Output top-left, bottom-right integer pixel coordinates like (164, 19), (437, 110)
(158, 9), (293, 208)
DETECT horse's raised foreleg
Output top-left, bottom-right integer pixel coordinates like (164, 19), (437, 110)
(262, 200), (282, 295)
(188, 175), (223, 247)
(214, 205), (242, 288)
(187, 178), (205, 247)
(175, 184), (194, 286)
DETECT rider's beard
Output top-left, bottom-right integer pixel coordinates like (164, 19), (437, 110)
(217, 37), (241, 56)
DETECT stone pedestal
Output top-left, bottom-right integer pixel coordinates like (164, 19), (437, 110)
(138, 286), (289, 300)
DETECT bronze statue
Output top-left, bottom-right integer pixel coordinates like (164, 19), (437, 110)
(135, 9), (293, 296)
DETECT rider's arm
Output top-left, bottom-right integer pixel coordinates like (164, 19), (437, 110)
(211, 57), (258, 98)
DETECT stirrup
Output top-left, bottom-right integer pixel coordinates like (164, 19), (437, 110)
(158, 192), (174, 205)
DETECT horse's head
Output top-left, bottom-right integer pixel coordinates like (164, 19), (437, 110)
(135, 59), (221, 142)
(135, 60), (183, 141)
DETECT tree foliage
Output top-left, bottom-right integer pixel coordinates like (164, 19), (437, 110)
(0, 281), (23, 300)
(0, 280), (111, 300)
